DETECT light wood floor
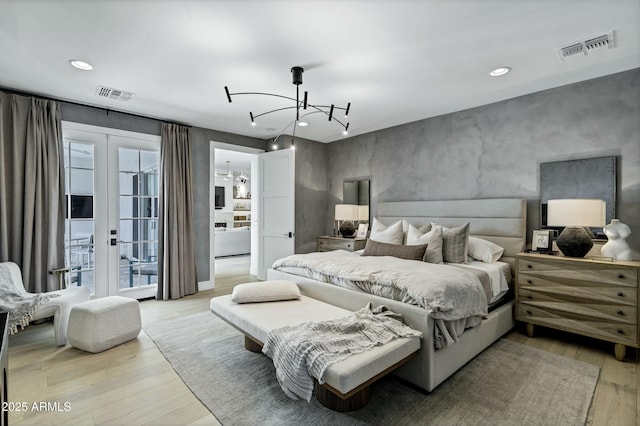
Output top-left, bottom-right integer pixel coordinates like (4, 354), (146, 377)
(8, 267), (639, 425)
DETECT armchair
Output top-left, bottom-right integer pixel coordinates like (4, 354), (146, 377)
(1, 262), (89, 346)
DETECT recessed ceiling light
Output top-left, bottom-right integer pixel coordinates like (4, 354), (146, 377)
(489, 67), (511, 77)
(69, 60), (93, 71)
(298, 121), (308, 127)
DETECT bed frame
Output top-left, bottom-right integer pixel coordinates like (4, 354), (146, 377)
(268, 198), (526, 392)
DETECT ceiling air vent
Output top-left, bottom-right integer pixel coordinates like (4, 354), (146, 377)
(556, 31), (615, 61)
(95, 86), (135, 102)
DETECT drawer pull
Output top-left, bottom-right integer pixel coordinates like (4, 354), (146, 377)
(618, 274), (625, 279)
(347, 244), (352, 248)
(526, 295), (533, 300)
(617, 291), (625, 297)
(617, 328), (624, 334)
(527, 279), (532, 284)
(617, 310), (624, 316)
(527, 264), (532, 269)
(526, 310), (532, 315)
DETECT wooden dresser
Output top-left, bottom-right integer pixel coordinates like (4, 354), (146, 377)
(316, 236), (367, 252)
(515, 252), (640, 360)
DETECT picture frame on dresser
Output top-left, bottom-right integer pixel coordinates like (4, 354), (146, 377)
(531, 229), (552, 252)
(356, 223), (368, 238)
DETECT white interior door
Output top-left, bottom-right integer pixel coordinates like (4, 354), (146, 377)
(257, 149), (295, 280)
(62, 122), (159, 299)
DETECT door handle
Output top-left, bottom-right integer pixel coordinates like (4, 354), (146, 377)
(283, 232), (294, 238)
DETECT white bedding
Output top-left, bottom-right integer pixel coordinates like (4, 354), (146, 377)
(272, 250), (490, 347)
(454, 260), (511, 305)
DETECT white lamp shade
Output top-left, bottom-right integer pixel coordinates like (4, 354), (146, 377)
(547, 199), (606, 227)
(335, 204), (359, 221)
(358, 205), (369, 221)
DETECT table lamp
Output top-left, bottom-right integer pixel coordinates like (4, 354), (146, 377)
(334, 204), (359, 238)
(547, 199), (606, 257)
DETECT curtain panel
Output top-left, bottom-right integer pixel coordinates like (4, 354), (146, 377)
(157, 122), (198, 300)
(0, 91), (65, 292)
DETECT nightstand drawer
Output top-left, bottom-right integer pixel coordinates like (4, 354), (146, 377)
(517, 291), (637, 324)
(519, 274), (638, 305)
(517, 304), (638, 346)
(316, 237), (367, 252)
(318, 239), (355, 251)
(518, 259), (638, 287)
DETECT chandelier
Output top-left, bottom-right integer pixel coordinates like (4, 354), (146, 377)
(224, 66), (351, 149)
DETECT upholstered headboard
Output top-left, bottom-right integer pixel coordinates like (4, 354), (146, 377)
(377, 198), (527, 273)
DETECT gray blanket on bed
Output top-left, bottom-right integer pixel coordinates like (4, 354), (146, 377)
(262, 303), (422, 401)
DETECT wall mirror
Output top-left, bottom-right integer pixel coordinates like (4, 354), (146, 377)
(540, 156), (616, 237)
(343, 178), (370, 223)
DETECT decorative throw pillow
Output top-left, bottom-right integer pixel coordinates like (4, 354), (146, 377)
(468, 236), (504, 263)
(402, 220), (431, 244)
(369, 217), (404, 245)
(362, 239), (428, 261)
(231, 280), (301, 304)
(406, 224), (444, 264)
(431, 222), (470, 264)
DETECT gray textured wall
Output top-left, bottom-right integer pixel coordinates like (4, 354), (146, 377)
(326, 69), (640, 259)
(190, 127), (265, 280)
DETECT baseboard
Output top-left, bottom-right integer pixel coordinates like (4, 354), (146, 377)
(199, 280), (214, 291)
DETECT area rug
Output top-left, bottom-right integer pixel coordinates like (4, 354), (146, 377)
(144, 311), (599, 426)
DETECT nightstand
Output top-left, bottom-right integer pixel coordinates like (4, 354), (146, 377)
(316, 236), (367, 252)
(515, 252), (640, 361)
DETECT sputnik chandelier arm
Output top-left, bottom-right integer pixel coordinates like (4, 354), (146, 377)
(224, 66), (351, 145)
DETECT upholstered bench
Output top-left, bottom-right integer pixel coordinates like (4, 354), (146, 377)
(67, 296), (141, 353)
(210, 282), (421, 412)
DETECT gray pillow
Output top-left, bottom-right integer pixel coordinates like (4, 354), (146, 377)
(362, 239), (428, 261)
(433, 222), (470, 264)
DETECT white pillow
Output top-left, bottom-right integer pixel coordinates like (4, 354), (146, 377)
(468, 236), (504, 263)
(402, 219), (431, 244)
(406, 224), (444, 264)
(370, 218), (404, 245)
(231, 280), (301, 304)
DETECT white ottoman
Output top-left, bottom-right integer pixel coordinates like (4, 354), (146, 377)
(68, 296), (141, 353)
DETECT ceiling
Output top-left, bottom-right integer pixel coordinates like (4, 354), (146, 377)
(1, 1), (638, 143)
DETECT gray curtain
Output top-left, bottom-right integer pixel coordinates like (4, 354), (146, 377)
(0, 91), (65, 292)
(157, 122), (198, 300)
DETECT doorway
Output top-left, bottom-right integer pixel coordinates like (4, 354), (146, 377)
(212, 146), (258, 282)
(62, 122), (160, 299)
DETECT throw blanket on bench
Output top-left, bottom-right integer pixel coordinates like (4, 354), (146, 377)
(0, 263), (59, 334)
(262, 303), (422, 401)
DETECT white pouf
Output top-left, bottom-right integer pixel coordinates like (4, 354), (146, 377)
(68, 296), (141, 353)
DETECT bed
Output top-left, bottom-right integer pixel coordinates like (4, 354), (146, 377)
(267, 198), (526, 392)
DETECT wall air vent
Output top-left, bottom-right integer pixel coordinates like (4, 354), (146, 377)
(95, 86), (135, 102)
(556, 31), (615, 61)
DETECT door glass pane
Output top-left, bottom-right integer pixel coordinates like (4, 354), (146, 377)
(140, 151), (158, 172)
(64, 141), (95, 295)
(118, 147), (159, 290)
(70, 169), (93, 194)
(69, 143), (94, 168)
(119, 172), (137, 196)
(119, 219), (136, 242)
(120, 196), (137, 218)
(119, 148), (139, 172)
(139, 172), (159, 196)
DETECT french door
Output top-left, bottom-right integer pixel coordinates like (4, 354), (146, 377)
(62, 122), (160, 299)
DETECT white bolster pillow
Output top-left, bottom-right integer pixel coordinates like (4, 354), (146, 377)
(231, 280), (301, 304)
